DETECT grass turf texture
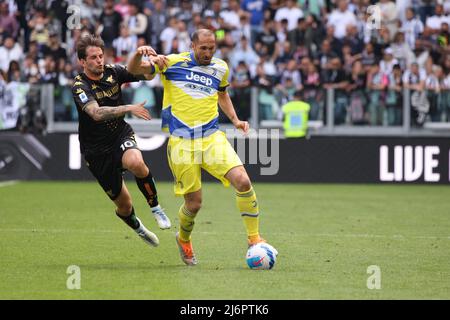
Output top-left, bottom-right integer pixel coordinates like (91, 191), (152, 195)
(0, 181), (449, 299)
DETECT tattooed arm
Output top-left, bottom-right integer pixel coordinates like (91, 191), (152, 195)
(83, 100), (150, 121)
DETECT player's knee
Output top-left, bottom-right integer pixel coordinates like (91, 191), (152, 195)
(116, 201), (133, 215)
(234, 174), (252, 192)
(186, 199), (202, 214)
(127, 158), (148, 177)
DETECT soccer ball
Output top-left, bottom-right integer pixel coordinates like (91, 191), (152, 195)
(246, 243), (278, 270)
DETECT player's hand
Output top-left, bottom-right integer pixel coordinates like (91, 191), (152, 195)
(129, 100), (151, 120)
(149, 54), (169, 70)
(233, 120), (249, 135)
(137, 46), (157, 57)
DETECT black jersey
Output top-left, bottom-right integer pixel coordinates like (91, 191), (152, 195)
(72, 64), (144, 156)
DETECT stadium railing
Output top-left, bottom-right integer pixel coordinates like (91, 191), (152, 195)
(7, 83), (449, 137)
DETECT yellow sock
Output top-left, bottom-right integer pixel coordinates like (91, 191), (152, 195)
(178, 204), (196, 242)
(236, 187), (260, 241)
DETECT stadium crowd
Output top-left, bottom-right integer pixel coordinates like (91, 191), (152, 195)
(0, 0), (450, 128)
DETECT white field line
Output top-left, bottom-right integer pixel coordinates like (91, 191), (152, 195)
(0, 180), (19, 188)
(0, 228), (449, 240)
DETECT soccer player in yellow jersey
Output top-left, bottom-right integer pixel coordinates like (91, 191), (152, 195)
(128, 29), (269, 266)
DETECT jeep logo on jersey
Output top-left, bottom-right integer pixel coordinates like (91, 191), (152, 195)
(186, 71), (213, 86)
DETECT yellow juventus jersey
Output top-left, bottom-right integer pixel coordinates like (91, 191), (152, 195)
(153, 52), (230, 138)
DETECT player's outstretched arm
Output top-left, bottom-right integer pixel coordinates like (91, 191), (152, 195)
(218, 91), (249, 134)
(128, 46), (169, 77)
(83, 100), (151, 121)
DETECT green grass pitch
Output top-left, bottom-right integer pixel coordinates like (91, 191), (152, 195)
(1, 181), (449, 299)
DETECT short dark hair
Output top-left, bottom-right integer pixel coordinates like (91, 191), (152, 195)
(191, 29), (216, 43)
(294, 90), (303, 99)
(76, 35), (104, 60)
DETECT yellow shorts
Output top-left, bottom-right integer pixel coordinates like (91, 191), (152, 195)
(167, 130), (243, 196)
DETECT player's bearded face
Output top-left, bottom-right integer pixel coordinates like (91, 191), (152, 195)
(193, 36), (216, 66)
(84, 46), (105, 76)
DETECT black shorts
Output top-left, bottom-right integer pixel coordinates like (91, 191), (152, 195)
(85, 135), (139, 200)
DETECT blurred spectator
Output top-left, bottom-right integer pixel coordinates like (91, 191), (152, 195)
(160, 15), (178, 55)
(377, 0), (399, 41)
(98, 0), (123, 48)
(112, 24), (137, 62)
(204, 0), (222, 22)
(274, 40), (293, 67)
(396, 0), (412, 23)
(147, 0), (167, 51)
(230, 36), (260, 77)
(7, 60), (20, 83)
(176, 20), (191, 53)
(425, 62), (441, 121)
(403, 62), (427, 90)
(41, 32), (67, 69)
(220, 0), (242, 32)
(322, 57), (349, 124)
(28, 10), (51, 48)
(276, 18), (289, 43)
(232, 13), (252, 44)
(390, 32), (415, 69)
(327, 0), (357, 40)
(57, 62), (77, 121)
(279, 58), (302, 90)
(341, 24), (364, 56)
(347, 60), (368, 125)
(40, 56), (58, 86)
(255, 53), (278, 120)
(403, 62), (427, 125)
(386, 64), (404, 125)
(341, 44), (360, 74)
(301, 59), (322, 120)
(203, 10), (219, 31)
(418, 1), (436, 25)
(21, 55), (40, 82)
(379, 47), (399, 76)
(303, 13), (325, 52)
(241, 0), (270, 44)
(275, 76), (297, 106)
(79, 0), (102, 28)
(372, 25), (392, 55)
(401, 8), (424, 50)
(313, 39), (338, 74)
(230, 61), (252, 121)
(48, 0), (69, 43)
(437, 22), (450, 52)
(298, 0), (326, 19)
(323, 24), (342, 56)
(367, 63), (388, 125)
(274, 0), (304, 31)
(0, 1), (19, 39)
(255, 19), (278, 56)
(426, 4), (450, 33)
(177, 0), (194, 26)
(418, 26), (442, 63)
(125, 2), (149, 40)
(436, 65), (450, 121)
(413, 41), (430, 69)
(0, 36), (23, 73)
(115, 0), (131, 19)
(361, 42), (378, 73)
(287, 17), (307, 50)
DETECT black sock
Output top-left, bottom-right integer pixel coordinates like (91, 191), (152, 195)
(116, 207), (140, 230)
(135, 172), (159, 207)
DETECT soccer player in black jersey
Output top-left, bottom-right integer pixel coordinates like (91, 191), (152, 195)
(72, 35), (170, 247)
